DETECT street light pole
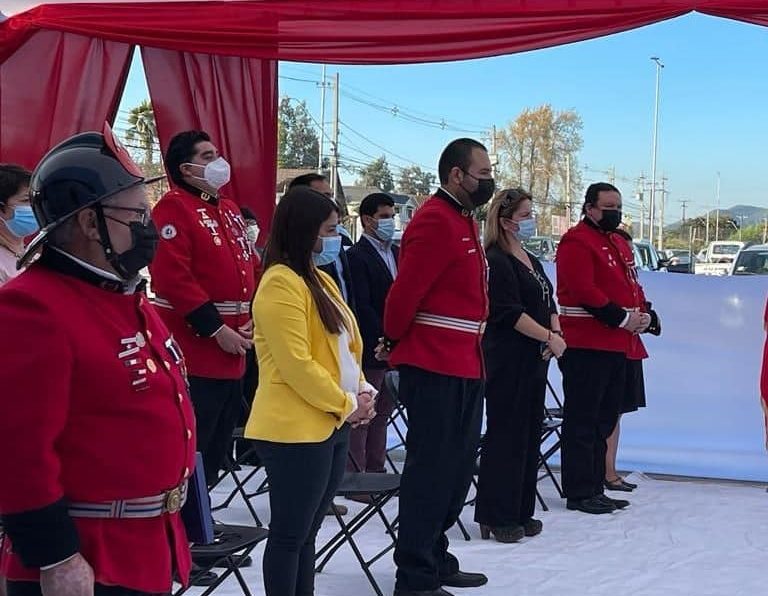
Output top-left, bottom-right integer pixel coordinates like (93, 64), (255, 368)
(649, 56), (664, 248)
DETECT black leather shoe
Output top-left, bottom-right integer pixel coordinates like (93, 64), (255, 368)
(394, 589), (454, 596)
(604, 477), (633, 492)
(179, 563), (219, 587)
(523, 518), (543, 537)
(212, 554), (253, 568)
(441, 570), (488, 588)
(566, 496), (616, 514)
(598, 494), (630, 509)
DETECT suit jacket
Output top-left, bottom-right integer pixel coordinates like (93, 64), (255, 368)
(319, 248), (357, 316)
(245, 264), (369, 443)
(347, 236), (399, 369)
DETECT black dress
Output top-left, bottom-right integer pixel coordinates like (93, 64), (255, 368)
(475, 244), (557, 528)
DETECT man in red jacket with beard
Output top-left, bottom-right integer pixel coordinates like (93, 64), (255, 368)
(0, 127), (196, 596)
(556, 182), (656, 515)
(150, 131), (257, 487)
(382, 138), (492, 596)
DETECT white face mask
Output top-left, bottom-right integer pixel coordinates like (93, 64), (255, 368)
(186, 157), (231, 190)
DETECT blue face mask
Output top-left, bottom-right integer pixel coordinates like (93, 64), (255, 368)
(375, 218), (395, 242)
(313, 234), (342, 267)
(514, 217), (536, 241)
(3, 205), (39, 238)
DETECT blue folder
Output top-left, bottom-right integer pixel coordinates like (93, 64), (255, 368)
(181, 452), (214, 545)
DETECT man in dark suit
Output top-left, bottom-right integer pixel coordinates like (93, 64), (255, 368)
(288, 173), (356, 315)
(346, 193), (398, 479)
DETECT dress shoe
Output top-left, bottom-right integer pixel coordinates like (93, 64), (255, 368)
(621, 478), (638, 489)
(394, 589), (454, 596)
(479, 523), (524, 543)
(346, 494), (375, 504)
(566, 496), (616, 514)
(326, 502), (348, 516)
(598, 494), (630, 509)
(179, 563), (219, 587)
(604, 477), (633, 492)
(441, 570), (488, 588)
(522, 518), (543, 537)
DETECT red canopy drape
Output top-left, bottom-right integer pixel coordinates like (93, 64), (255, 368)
(143, 46), (277, 234)
(0, 29), (132, 168)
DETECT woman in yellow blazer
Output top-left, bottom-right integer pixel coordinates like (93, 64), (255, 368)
(245, 186), (376, 596)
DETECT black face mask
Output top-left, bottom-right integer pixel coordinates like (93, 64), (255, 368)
(99, 214), (159, 279)
(461, 171), (495, 208)
(596, 208), (622, 232)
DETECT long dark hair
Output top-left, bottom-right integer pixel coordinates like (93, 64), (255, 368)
(263, 186), (346, 334)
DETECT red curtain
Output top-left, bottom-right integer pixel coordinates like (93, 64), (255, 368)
(699, 1), (768, 26)
(142, 47), (278, 235)
(0, 29), (132, 168)
(2, 1), (698, 65)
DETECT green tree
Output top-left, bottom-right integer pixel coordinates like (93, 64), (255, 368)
(358, 156), (394, 192)
(398, 165), (435, 196)
(278, 97), (320, 168)
(125, 99), (158, 168)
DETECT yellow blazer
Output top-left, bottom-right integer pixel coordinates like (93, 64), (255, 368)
(244, 264), (366, 443)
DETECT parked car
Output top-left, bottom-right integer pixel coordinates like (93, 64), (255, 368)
(633, 240), (668, 272)
(664, 249), (693, 274)
(523, 236), (557, 261)
(706, 240), (746, 264)
(731, 244), (768, 275)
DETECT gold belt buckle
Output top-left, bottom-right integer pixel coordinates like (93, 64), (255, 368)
(164, 487), (183, 514)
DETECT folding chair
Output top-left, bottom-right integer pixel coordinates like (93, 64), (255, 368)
(315, 472), (401, 596)
(174, 524), (268, 596)
(209, 427), (269, 526)
(383, 370), (407, 473)
(536, 382), (565, 510)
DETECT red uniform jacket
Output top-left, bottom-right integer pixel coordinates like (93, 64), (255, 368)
(150, 186), (257, 379)
(0, 249), (196, 593)
(556, 220), (648, 357)
(384, 189), (488, 379)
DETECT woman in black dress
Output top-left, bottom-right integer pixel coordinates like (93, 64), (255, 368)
(475, 188), (567, 543)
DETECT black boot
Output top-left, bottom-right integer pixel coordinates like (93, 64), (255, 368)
(479, 523), (524, 543)
(522, 518), (543, 537)
(441, 570), (488, 588)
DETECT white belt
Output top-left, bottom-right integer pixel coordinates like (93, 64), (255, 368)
(560, 306), (640, 318)
(153, 297), (250, 316)
(68, 481), (188, 519)
(414, 312), (486, 335)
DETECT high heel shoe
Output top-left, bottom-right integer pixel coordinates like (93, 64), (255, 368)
(479, 523), (524, 543)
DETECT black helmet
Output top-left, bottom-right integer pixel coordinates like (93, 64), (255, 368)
(19, 123), (160, 267)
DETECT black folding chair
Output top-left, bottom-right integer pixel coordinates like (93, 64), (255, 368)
(174, 524), (268, 596)
(209, 427), (269, 526)
(383, 370), (407, 474)
(536, 381), (565, 510)
(315, 472), (400, 596)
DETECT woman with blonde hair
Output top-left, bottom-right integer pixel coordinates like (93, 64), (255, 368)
(475, 188), (566, 543)
(245, 186), (376, 596)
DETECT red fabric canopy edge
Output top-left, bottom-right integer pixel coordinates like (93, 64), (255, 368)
(0, 1), (707, 65)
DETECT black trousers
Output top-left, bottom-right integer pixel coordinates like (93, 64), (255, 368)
(7, 581), (168, 596)
(235, 349), (259, 460)
(254, 426), (349, 596)
(393, 365), (484, 592)
(188, 376), (243, 487)
(475, 367), (546, 527)
(559, 348), (626, 500)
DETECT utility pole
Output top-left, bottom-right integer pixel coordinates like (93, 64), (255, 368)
(705, 208), (711, 246)
(317, 65), (327, 172)
(608, 165), (616, 185)
(330, 72), (340, 201)
(763, 217), (767, 244)
(649, 56), (664, 248)
(714, 171), (721, 241)
(679, 199), (689, 223)
(565, 153), (572, 226)
(489, 124), (498, 178)
(636, 174), (646, 241)
(657, 177), (667, 251)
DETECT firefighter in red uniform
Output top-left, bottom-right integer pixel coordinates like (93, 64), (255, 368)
(150, 131), (256, 487)
(0, 126), (196, 596)
(556, 182), (659, 515)
(381, 139), (491, 596)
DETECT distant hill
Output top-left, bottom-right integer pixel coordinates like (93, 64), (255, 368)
(665, 204), (768, 231)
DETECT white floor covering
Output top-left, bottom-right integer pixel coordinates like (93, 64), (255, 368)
(188, 470), (768, 596)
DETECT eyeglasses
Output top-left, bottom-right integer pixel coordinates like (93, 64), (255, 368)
(103, 205), (151, 226)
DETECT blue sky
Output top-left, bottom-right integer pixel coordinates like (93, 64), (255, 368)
(118, 12), (767, 222)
